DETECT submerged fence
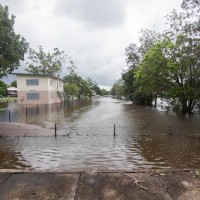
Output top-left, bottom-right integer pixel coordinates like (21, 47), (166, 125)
(0, 102), (175, 137)
(0, 123), (122, 137)
(0, 100), (89, 123)
(0, 122), (175, 138)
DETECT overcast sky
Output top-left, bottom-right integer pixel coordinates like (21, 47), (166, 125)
(0, 0), (182, 89)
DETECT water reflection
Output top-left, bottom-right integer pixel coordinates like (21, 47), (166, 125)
(0, 97), (200, 170)
(0, 138), (30, 169)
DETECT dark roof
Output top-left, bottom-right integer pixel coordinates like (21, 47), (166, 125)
(13, 73), (63, 82)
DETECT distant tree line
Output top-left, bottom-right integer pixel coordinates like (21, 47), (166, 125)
(112, 0), (200, 115)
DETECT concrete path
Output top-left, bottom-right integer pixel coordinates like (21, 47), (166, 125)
(0, 170), (200, 200)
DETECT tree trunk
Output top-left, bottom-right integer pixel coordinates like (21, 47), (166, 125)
(154, 93), (157, 107)
(181, 100), (193, 115)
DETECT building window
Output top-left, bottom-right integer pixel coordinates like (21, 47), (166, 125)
(27, 93), (39, 100)
(26, 79), (39, 86)
(50, 80), (53, 86)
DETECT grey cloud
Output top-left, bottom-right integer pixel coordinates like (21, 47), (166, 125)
(54, 0), (127, 28)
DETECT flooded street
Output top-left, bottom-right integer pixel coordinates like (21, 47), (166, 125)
(0, 97), (200, 170)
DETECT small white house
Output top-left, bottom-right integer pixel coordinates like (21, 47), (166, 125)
(91, 90), (97, 96)
(15, 73), (64, 105)
(7, 87), (17, 97)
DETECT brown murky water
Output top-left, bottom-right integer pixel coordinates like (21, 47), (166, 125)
(0, 97), (200, 170)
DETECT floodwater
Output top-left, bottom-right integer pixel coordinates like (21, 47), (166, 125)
(0, 97), (200, 170)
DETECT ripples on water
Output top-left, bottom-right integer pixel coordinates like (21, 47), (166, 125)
(0, 97), (200, 170)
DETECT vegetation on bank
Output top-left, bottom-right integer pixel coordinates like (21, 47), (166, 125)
(111, 0), (200, 115)
(0, 97), (17, 103)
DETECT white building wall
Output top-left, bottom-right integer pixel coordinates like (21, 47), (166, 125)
(17, 75), (63, 105)
(17, 76), (49, 91)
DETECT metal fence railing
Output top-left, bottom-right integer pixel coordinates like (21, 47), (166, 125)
(0, 124), (118, 137)
(0, 102), (175, 137)
(0, 101), (91, 124)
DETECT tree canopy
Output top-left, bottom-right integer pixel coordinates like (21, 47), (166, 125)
(63, 71), (93, 99)
(10, 80), (17, 87)
(111, 79), (124, 99)
(116, 0), (200, 114)
(0, 4), (28, 78)
(26, 46), (68, 77)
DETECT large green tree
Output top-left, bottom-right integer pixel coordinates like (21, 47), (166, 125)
(64, 83), (80, 98)
(122, 0), (200, 114)
(26, 46), (68, 77)
(86, 77), (101, 95)
(135, 35), (200, 114)
(0, 4), (28, 78)
(123, 29), (160, 103)
(161, 0), (199, 114)
(63, 74), (92, 99)
(134, 0), (200, 113)
(111, 79), (124, 99)
(101, 89), (109, 96)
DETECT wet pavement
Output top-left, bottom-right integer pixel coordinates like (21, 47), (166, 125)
(0, 169), (199, 200)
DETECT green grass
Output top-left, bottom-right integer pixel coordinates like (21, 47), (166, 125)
(0, 97), (17, 103)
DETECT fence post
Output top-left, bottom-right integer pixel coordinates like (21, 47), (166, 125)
(9, 110), (11, 122)
(37, 104), (39, 115)
(169, 122), (172, 135)
(26, 107), (28, 120)
(55, 124), (57, 137)
(114, 123), (116, 137)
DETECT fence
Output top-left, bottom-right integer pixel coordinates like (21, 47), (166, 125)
(0, 101), (175, 137)
(0, 100), (88, 123)
(0, 123), (119, 138)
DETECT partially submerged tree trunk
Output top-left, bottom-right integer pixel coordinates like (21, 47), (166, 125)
(181, 100), (194, 115)
(154, 93), (157, 107)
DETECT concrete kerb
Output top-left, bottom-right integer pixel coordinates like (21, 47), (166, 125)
(0, 169), (199, 200)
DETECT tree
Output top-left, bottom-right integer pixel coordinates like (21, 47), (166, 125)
(86, 77), (101, 95)
(134, 40), (175, 106)
(123, 29), (160, 103)
(63, 74), (79, 85)
(0, 80), (7, 96)
(135, 35), (200, 114)
(10, 80), (17, 87)
(162, 0), (200, 113)
(91, 83), (101, 95)
(64, 83), (79, 98)
(86, 77), (94, 88)
(79, 79), (92, 98)
(63, 74), (92, 98)
(111, 79), (124, 99)
(101, 89), (109, 96)
(0, 4), (28, 78)
(26, 46), (68, 77)
(122, 68), (135, 101)
(122, 0), (200, 113)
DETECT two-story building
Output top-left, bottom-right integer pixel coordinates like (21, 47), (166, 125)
(15, 73), (64, 105)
